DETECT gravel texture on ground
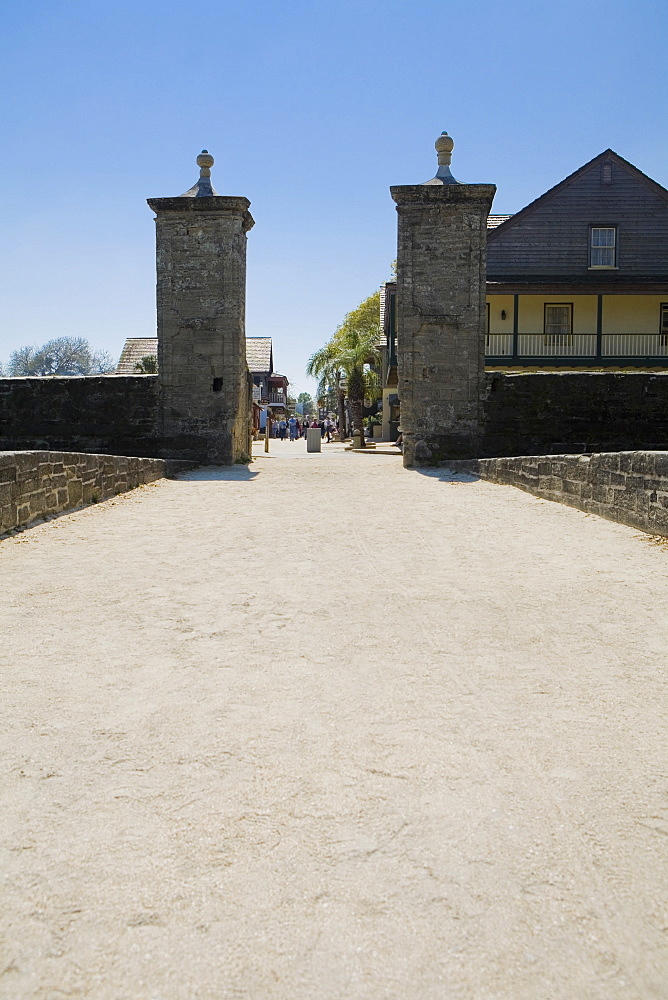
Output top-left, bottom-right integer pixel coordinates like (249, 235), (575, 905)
(1, 438), (667, 999)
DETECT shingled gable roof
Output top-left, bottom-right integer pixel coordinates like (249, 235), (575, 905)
(245, 337), (273, 373)
(116, 337), (275, 374)
(487, 149), (668, 242)
(116, 338), (158, 373)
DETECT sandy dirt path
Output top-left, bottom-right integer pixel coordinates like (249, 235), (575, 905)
(1, 439), (667, 999)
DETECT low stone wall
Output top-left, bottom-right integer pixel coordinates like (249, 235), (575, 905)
(444, 452), (668, 536)
(0, 375), (160, 457)
(3, 370), (668, 466)
(0, 451), (180, 534)
(481, 372), (668, 457)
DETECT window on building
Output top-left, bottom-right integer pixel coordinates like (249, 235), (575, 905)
(661, 303), (668, 347)
(544, 303), (573, 346)
(590, 226), (617, 268)
(600, 162), (612, 185)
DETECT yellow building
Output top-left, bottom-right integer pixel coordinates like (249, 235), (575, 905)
(486, 150), (668, 367)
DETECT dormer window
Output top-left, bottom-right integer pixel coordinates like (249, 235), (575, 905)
(590, 226), (617, 268)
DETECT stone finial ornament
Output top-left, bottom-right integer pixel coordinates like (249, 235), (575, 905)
(435, 131), (454, 164)
(181, 149), (219, 197)
(197, 150), (214, 171)
(423, 131), (459, 185)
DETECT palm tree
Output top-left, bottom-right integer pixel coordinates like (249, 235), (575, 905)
(306, 291), (382, 447)
(134, 354), (158, 374)
(306, 341), (347, 438)
(333, 328), (381, 447)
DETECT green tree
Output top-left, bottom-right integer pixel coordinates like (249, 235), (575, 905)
(134, 354), (158, 374)
(297, 391), (315, 416)
(8, 337), (115, 376)
(306, 290), (381, 446)
(307, 340), (346, 435)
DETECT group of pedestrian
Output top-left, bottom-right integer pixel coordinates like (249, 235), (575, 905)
(272, 416), (338, 442)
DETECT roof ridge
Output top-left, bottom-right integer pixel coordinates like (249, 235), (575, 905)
(487, 149), (668, 241)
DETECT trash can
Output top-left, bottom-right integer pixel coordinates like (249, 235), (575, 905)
(306, 427), (322, 453)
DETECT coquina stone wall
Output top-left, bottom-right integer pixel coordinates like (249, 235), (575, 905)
(444, 451), (668, 537)
(481, 372), (668, 456)
(0, 450), (184, 534)
(0, 375), (160, 456)
(1, 371), (667, 465)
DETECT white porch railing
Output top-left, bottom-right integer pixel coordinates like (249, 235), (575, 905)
(268, 393), (287, 404)
(485, 333), (668, 359)
(485, 333), (513, 356)
(518, 334), (596, 357)
(602, 334), (668, 357)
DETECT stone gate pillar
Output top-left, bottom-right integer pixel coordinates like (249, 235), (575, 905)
(147, 151), (254, 464)
(390, 133), (495, 466)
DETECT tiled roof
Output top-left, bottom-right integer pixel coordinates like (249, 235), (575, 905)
(116, 338), (158, 373)
(116, 336), (275, 374)
(246, 337), (273, 373)
(487, 215), (513, 229)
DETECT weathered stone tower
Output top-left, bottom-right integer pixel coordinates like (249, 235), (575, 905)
(390, 133), (495, 466)
(147, 151), (253, 464)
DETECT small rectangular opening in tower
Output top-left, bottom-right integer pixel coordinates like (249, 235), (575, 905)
(212, 378), (223, 392)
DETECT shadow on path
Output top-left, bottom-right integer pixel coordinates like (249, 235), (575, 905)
(174, 465), (259, 483)
(412, 467), (480, 484)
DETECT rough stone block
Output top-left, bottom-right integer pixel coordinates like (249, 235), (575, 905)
(67, 480), (83, 505)
(16, 503), (31, 525)
(631, 452), (656, 475)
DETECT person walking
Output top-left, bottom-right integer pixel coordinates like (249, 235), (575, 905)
(278, 418), (287, 441)
(288, 416), (297, 441)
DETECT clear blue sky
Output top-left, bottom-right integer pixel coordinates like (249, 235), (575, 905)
(1, 0), (666, 394)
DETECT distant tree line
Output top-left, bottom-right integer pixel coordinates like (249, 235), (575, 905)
(4, 337), (116, 376)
